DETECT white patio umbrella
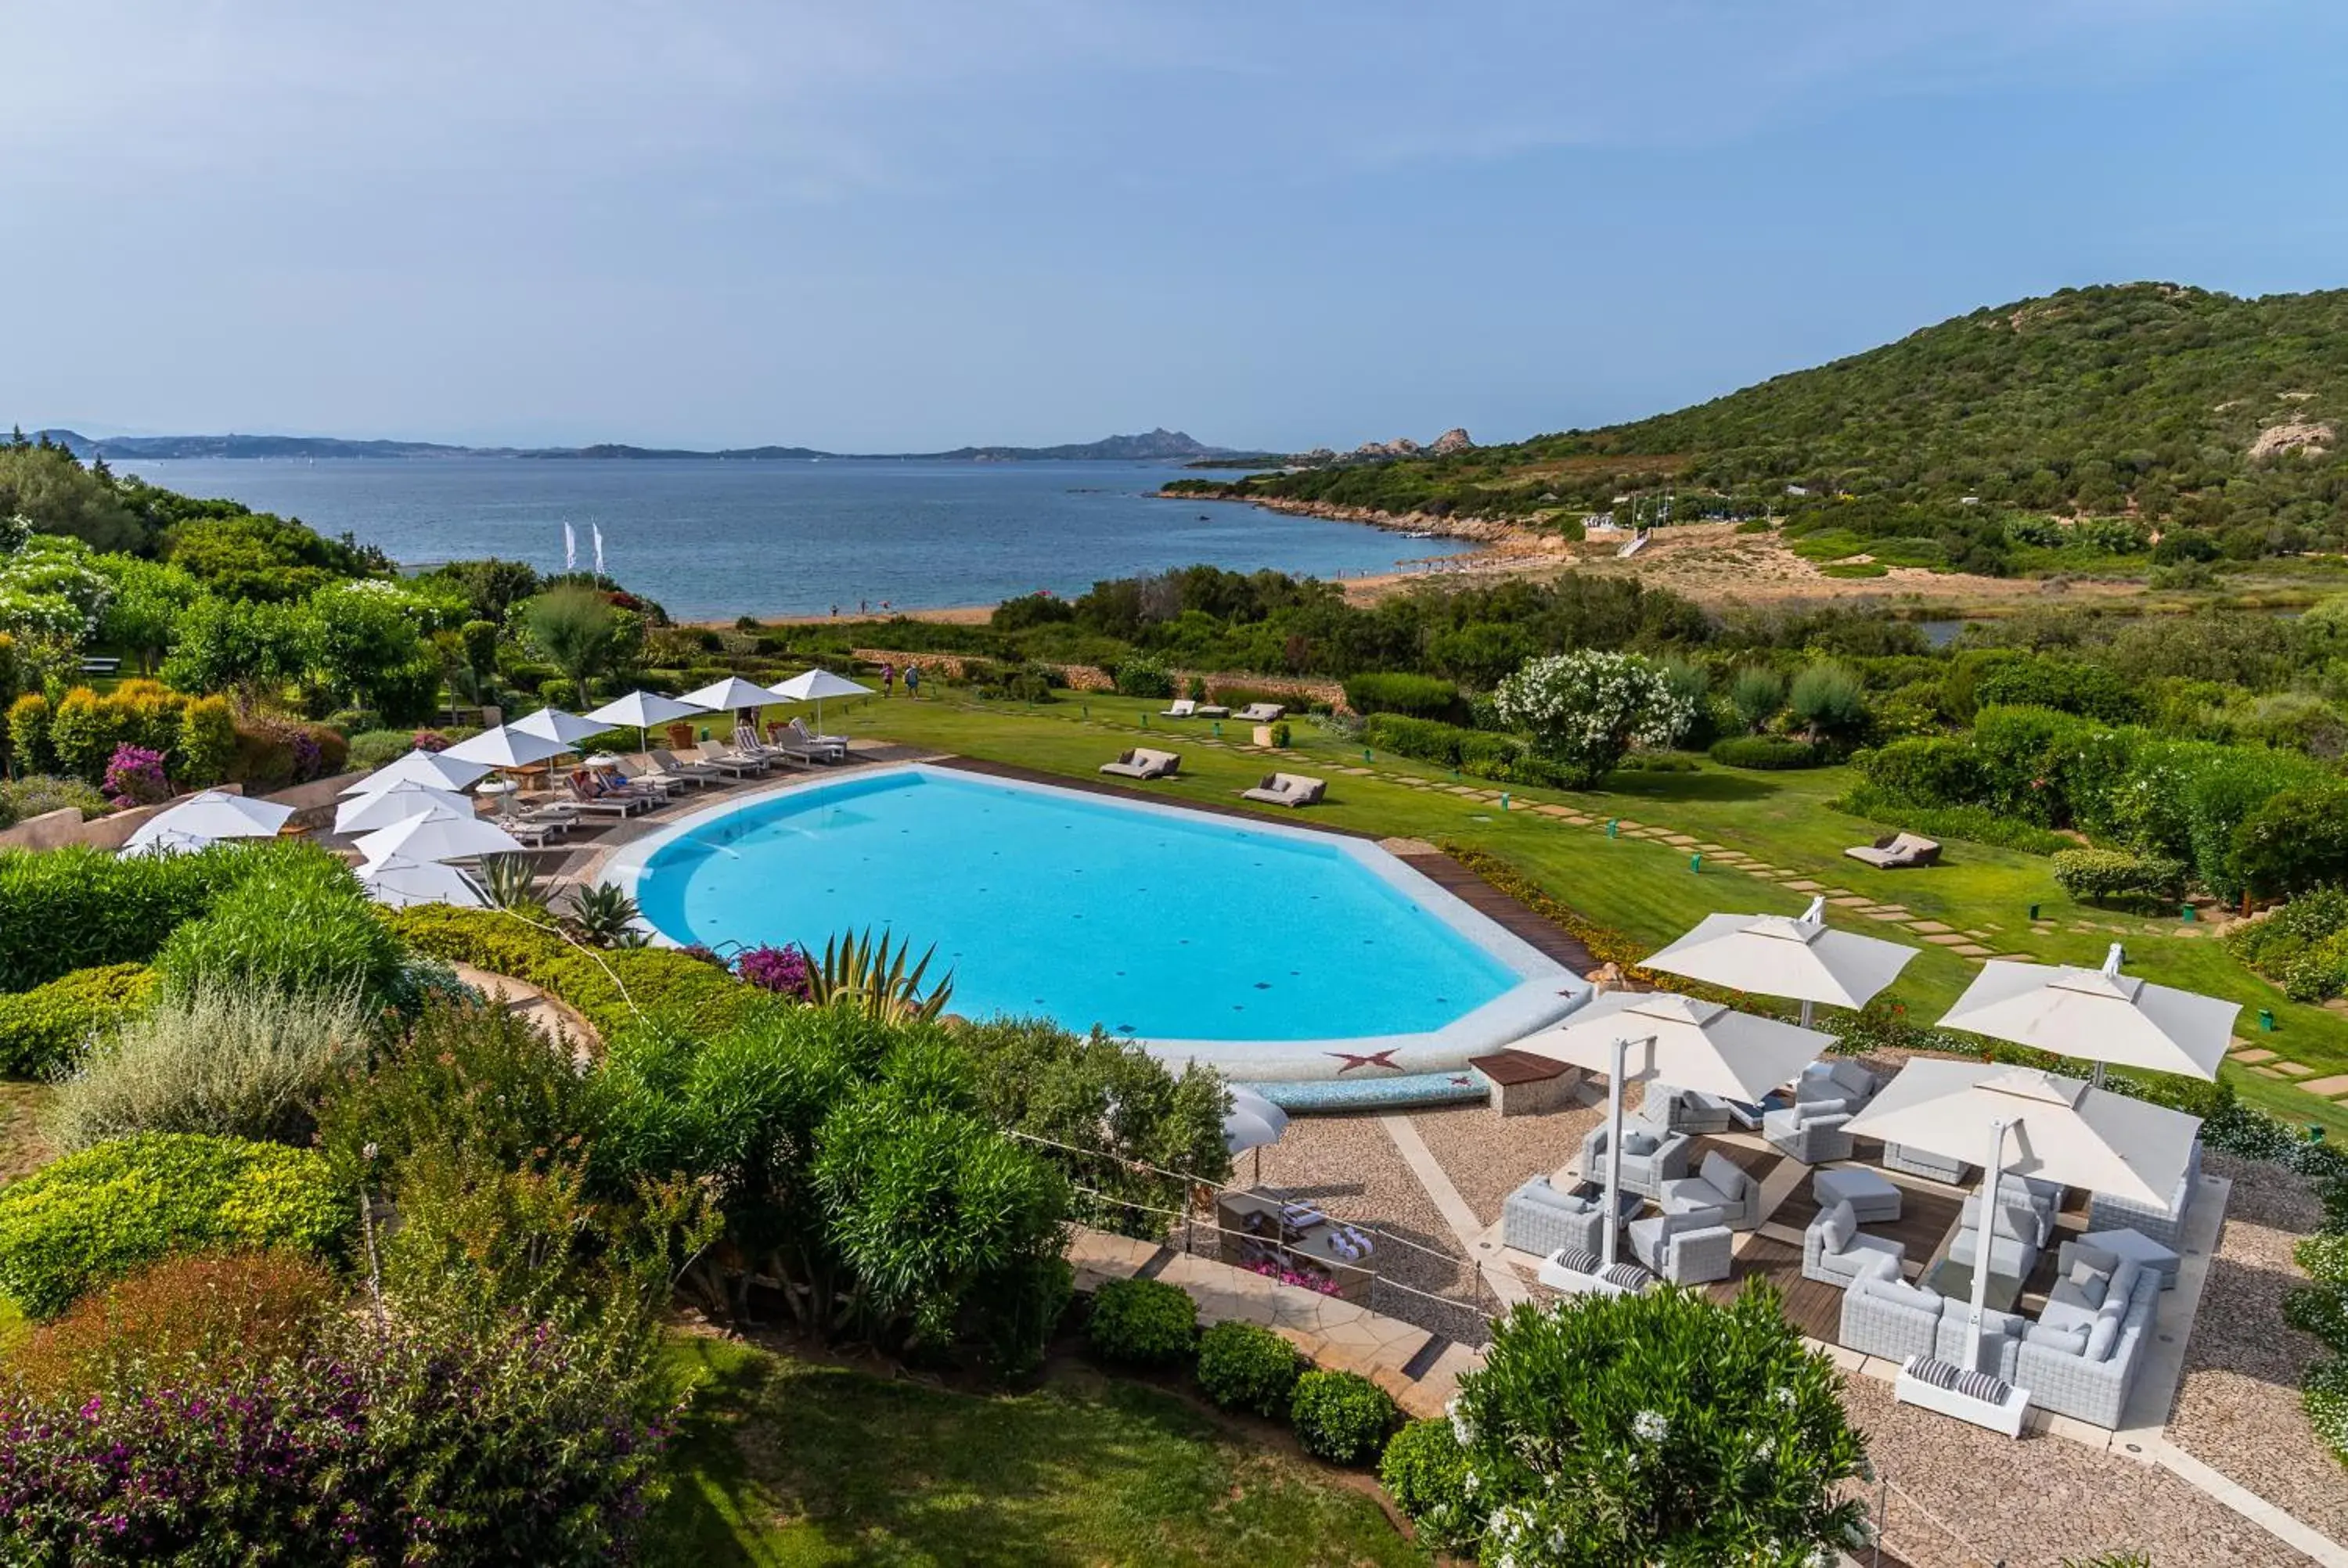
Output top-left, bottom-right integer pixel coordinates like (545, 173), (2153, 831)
(358, 854), (486, 909)
(1223, 1086), (1291, 1186)
(441, 724), (571, 770)
(585, 689), (707, 751)
(679, 675), (785, 714)
(772, 667), (874, 735)
(340, 749), (492, 796)
(1937, 943), (2238, 1084)
(1642, 895), (1919, 1026)
(121, 790), (296, 854)
(333, 782), (477, 836)
(1511, 991), (1833, 1267)
(1848, 1059), (2202, 1368)
(511, 706), (616, 748)
(351, 807), (526, 865)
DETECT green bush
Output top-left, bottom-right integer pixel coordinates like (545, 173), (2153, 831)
(2051, 847), (2188, 905)
(1195, 1320), (1302, 1417)
(1832, 785), (2075, 855)
(2235, 784), (2348, 901)
(0, 840), (311, 992)
(1864, 735), (1985, 807)
(1971, 653), (2145, 724)
(0, 774), (110, 829)
(1706, 735), (1828, 770)
(345, 728), (422, 771)
(1379, 1419), (1480, 1552)
(1111, 656), (1175, 699)
(175, 696), (237, 788)
(1083, 1277), (1197, 1368)
(1726, 666), (1786, 732)
(1288, 1369), (1397, 1466)
(154, 851), (405, 1006)
(1788, 661), (1869, 740)
(0, 1133), (350, 1318)
(2227, 886), (2348, 981)
(0, 964), (160, 1077)
(1341, 671), (1461, 721)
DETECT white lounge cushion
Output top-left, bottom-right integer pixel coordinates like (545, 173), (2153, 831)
(2085, 1311), (2123, 1362)
(1699, 1150), (1745, 1197)
(2026, 1320), (2091, 1354)
(2067, 1258), (2110, 1307)
(1820, 1199), (1856, 1255)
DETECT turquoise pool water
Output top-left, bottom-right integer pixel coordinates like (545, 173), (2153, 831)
(628, 768), (1526, 1045)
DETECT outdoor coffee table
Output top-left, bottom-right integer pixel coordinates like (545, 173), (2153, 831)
(1813, 1166), (1903, 1225)
(1568, 1180), (1647, 1225)
(2080, 1226), (2182, 1290)
(1925, 1256), (2025, 1314)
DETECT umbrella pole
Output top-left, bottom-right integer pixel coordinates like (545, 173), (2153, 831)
(1601, 1036), (1628, 1270)
(1968, 1119), (2009, 1371)
(1799, 998), (1814, 1029)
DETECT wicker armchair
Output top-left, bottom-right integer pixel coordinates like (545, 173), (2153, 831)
(1500, 1175), (1608, 1258)
(1627, 1210), (1734, 1286)
(1577, 1118), (1693, 1199)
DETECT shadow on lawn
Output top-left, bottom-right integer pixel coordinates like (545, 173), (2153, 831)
(1590, 769), (1785, 804)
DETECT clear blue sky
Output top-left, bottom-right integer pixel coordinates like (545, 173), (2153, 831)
(6, 2), (2346, 452)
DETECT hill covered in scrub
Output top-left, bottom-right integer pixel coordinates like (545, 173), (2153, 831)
(1175, 283), (2348, 575)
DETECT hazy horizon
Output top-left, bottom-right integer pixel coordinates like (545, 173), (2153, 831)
(7, 2), (2346, 454)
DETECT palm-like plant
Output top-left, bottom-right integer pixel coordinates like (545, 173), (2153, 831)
(564, 881), (643, 948)
(808, 927), (954, 1023)
(477, 854), (544, 912)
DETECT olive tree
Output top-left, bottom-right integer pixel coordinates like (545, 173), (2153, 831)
(1439, 1284), (1870, 1566)
(1494, 650), (1694, 786)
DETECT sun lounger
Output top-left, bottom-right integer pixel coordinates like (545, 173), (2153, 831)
(1239, 771), (1326, 807)
(734, 724), (793, 764)
(1099, 747), (1180, 780)
(776, 717), (848, 764)
(697, 739), (766, 777)
(565, 770), (652, 818)
(613, 756), (688, 797)
(1235, 702), (1287, 723)
(646, 748), (720, 787)
(1160, 699), (1197, 718)
(1845, 831), (1943, 869)
(1194, 703), (1231, 718)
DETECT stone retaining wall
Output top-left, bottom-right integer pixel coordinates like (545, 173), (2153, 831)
(0, 771), (369, 853)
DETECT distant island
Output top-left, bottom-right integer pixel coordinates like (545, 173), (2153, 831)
(32, 426), (1275, 465)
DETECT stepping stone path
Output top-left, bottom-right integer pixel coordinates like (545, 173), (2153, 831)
(1785, 879), (1824, 892)
(1909, 921), (1955, 935)
(1921, 933), (1972, 946)
(2293, 1074), (2348, 1098)
(1951, 944), (1995, 958)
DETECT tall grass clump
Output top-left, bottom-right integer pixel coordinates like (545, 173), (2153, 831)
(46, 984), (372, 1152)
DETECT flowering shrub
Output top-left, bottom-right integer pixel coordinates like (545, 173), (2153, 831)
(410, 728), (451, 752)
(1435, 1283), (1869, 1563)
(100, 743), (170, 808)
(735, 942), (812, 999)
(1494, 650), (1695, 787)
(1378, 1419), (1479, 1551)
(1243, 1256), (1344, 1296)
(0, 1313), (672, 1565)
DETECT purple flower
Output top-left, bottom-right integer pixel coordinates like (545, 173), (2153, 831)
(736, 942), (812, 1000)
(102, 744), (171, 809)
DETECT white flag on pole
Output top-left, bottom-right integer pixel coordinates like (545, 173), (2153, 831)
(592, 524), (605, 577)
(563, 522), (577, 571)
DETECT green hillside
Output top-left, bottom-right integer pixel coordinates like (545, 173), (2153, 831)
(1177, 282), (2348, 574)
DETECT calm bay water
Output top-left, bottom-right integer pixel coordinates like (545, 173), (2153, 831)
(113, 457), (1469, 620)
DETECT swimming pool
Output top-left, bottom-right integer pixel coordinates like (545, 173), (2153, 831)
(609, 765), (1581, 1079)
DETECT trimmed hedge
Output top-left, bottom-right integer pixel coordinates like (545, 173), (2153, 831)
(2051, 847), (2188, 905)
(1341, 672), (1462, 722)
(1706, 735), (1828, 770)
(1289, 1369), (1398, 1466)
(0, 1133), (349, 1318)
(1195, 1320), (1302, 1418)
(0, 840), (326, 993)
(1379, 1419), (1479, 1551)
(1084, 1276), (1197, 1368)
(1362, 714), (1563, 786)
(0, 964), (160, 1077)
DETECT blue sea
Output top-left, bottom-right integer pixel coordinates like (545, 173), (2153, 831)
(110, 457), (1471, 620)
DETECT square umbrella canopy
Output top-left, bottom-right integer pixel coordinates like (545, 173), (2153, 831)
(358, 854), (487, 909)
(334, 782), (477, 836)
(441, 725), (572, 770)
(512, 707), (617, 746)
(585, 690), (707, 751)
(1511, 991), (1833, 1265)
(1936, 944), (2238, 1082)
(1847, 1057), (2202, 1368)
(340, 750), (492, 796)
(678, 676), (787, 714)
(121, 790), (295, 854)
(1641, 895), (1918, 1023)
(351, 807), (527, 864)
(771, 667), (874, 734)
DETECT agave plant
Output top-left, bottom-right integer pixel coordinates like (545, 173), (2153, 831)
(477, 854), (545, 912)
(565, 880), (643, 948)
(807, 927), (954, 1023)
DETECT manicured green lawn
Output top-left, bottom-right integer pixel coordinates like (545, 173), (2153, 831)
(646, 1335), (1428, 1567)
(835, 692), (2348, 1136)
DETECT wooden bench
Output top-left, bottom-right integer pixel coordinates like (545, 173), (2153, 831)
(1468, 1049), (1582, 1117)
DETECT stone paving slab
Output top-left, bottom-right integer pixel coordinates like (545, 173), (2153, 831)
(1785, 879), (1824, 891)
(2301, 1075), (2348, 1098)
(2280, 1062), (2317, 1077)
(1068, 1229), (1158, 1291)
(1908, 920), (1955, 934)
(2232, 1048), (2280, 1064)
(1951, 944), (1994, 957)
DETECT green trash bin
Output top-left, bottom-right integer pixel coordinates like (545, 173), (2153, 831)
(2260, 1008), (2277, 1032)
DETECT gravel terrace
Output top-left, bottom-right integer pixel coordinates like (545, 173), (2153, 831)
(1407, 1097), (1608, 1227)
(2167, 1151), (2348, 1543)
(1841, 1375), (2310, 1567)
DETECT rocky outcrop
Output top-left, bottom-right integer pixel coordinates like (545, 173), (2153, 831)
(1429, 427), (1474, 455)
(2251, 419), (2333, 460)
(1349, 437), (1422, 459)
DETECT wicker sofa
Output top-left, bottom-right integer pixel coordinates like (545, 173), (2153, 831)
(1803, 1199), (1907, 1286)
(1577, 1117), (1693, 1199)
(1658, 1150), (1763, 1232)
(2016, 1239), (2166, 1427)
(1840, 1260), (2029, 1379)
(1644, 1081), (1734, 1135)
(1764, 1058), (1880, 1164)
(2086, 1140), (2202, 1250)
(1883, 1142), (1969, 1184)
(1500, 1174), (1609, 1259)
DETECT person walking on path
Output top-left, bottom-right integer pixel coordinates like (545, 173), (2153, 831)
(904, 664), (921, 701)
(880, 661), (896, 697)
